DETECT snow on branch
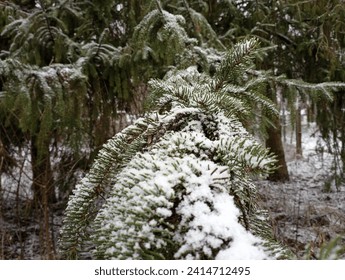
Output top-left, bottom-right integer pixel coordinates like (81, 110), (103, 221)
(279, 78), (345, 101)
(60, 38), (291, 260)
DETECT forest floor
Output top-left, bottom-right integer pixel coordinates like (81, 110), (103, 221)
(257, 124), (345, 259)
(1, 124), (344, 259)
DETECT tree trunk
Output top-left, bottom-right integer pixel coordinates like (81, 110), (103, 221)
(31, 136), (56, 206)
(265, 85), (290, 182)
(296, 99), (303, 157)
(31, 131), (56, 259)
(266, 121), (290, 181)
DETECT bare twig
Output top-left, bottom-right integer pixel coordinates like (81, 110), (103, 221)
(155, 0), (164, 14)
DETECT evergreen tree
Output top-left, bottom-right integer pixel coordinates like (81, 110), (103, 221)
(203, 0), (345, 181)
(0, 0), (235, 211)
(60, 38), (290, 260)
(0, 0), (129, 258)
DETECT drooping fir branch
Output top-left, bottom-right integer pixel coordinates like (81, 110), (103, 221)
(131, 6), (197, 66)
(181, 0), (202, 44)
(278, 78), (345, 101)
(179, 0), (226, 50)
(0, 58), (88, 152)
(37, 0), (55, 47)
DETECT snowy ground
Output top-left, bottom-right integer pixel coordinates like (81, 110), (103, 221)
(257, 123), (345, 259)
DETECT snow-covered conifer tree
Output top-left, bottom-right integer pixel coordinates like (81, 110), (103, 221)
(59, 38), (291, 260)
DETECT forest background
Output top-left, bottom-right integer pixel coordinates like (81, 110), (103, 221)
(0, 0), (344, 259)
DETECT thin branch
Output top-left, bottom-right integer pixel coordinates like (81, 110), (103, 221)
(155, 0), (164, 15)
